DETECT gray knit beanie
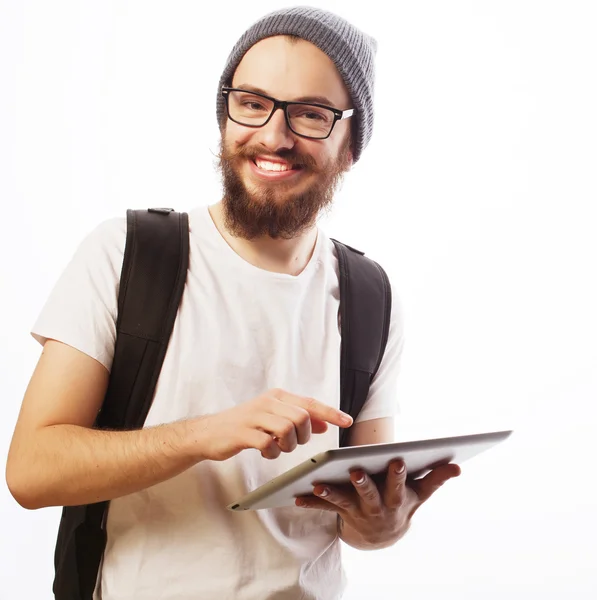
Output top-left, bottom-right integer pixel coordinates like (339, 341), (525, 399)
(215, 6), (377, 163)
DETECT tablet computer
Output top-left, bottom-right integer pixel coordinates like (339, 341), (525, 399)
(227, 429), (513, 511)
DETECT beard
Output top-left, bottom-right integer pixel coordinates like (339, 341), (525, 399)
(216, 134), (352, 240)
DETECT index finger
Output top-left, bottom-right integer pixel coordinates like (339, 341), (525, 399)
(274, 390), (353, 428)
(383, 459), (407, 508)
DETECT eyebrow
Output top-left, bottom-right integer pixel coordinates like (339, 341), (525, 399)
(235, 84), (337, 108)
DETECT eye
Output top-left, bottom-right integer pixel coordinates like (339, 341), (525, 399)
(289, 106), (333, 124)
(243, 101), (267, 111)
(302, 111), (326, 121)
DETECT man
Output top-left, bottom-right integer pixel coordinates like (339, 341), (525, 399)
(6, 6), (460, 599)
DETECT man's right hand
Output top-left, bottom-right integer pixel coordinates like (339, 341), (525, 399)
(192, 388), (353, 462)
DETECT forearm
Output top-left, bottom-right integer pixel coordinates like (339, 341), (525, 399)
(337, 516), (406, 551)
(7, 419), (204, 509)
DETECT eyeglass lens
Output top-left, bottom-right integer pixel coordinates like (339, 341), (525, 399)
(227, 90), (335, 138)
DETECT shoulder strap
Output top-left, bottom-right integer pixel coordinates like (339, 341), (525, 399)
(52, 208), (189, 600)
(331, 239), (392, 448)
(97, 208), (189, 429)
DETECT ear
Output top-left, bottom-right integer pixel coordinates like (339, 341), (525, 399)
(345, 142), (354, 170)
(342, 131), (354, 168)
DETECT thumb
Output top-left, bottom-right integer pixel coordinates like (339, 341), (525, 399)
(310, 418), (329, 434)
(411, 463), (461, 502)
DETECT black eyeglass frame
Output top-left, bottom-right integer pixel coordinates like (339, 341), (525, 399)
(221, 86), (355, 140)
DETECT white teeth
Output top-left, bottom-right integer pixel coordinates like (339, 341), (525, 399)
(255, 159), (292, 172)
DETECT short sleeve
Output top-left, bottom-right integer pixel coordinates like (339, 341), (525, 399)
(354, 278), (405, 423)
(31, 217), (127, 372)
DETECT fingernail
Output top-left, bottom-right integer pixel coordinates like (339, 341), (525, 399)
(395, 462), (405, 474)
(355, 473), (366, 485)
(296, 499), (306, 507)
(316, 487), (329, 497)
(340, 413), (353, 425)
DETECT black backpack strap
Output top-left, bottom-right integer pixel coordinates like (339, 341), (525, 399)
(53, 208), (189, 600)
(97, 208), (189, 429)
(331, 239), (392, 448)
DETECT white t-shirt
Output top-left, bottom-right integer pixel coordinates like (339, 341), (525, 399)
(32, 205), (404, 600)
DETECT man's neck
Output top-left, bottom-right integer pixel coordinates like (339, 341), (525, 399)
(208, 202), (319, 277)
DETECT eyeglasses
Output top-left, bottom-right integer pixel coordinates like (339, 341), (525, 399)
(221, 87), (355, 140)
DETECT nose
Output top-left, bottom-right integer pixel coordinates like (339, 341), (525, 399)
(255, 106), (296, 152)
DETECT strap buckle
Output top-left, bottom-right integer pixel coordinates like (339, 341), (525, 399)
(148, 208), (174, 215)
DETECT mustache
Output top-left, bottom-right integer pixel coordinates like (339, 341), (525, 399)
(219, 144), (320, 171)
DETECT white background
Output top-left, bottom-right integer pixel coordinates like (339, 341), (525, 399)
(1, 1), (596, 598)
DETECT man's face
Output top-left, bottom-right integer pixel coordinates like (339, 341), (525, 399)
(218, 35), (354, 240)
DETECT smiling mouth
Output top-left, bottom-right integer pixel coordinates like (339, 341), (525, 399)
(247, 158), (307, 182)
(251, 158), (304, 173)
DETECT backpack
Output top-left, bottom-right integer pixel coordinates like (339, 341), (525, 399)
(52, 207), (392, 599)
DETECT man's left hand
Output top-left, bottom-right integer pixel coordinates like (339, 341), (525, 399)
(295, 460), (461, 549)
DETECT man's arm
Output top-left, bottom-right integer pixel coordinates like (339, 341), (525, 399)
(345, 416), (394, 447)
(5, 340), (205, 509)
(6, 340), (353, 511)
